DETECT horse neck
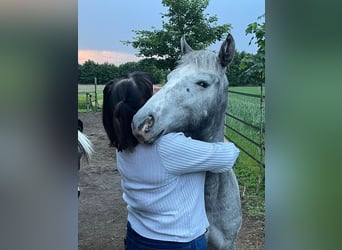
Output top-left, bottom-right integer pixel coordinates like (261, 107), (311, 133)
(199, 93), (227, 143)
(204, 113), (225, 142)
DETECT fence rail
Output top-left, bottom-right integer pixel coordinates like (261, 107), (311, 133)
(225, 124), (262, 148)
(226, 113), (264, 133)
(225, 87), (265, 163)
(224, 86), (265, 193)
(228, 90), (265, 99)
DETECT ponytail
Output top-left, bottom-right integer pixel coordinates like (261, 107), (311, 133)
(102, 71), (153, 152)
(113, 100), (138, 152)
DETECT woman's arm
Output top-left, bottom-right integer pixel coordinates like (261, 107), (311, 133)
(157, 132), (239, 175)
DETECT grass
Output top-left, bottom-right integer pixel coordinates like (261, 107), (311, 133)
(78, 84), (105, 112)
(78, 84), (106, 92)
(229, 86), (266, 95)
(226, 86), (265, 217)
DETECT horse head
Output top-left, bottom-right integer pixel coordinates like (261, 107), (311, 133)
(132, 34), (235, 143)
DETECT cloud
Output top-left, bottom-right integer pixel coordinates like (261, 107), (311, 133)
(78, 50), (141, 65)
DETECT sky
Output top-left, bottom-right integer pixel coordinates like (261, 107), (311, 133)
(78, 0), (264, 65)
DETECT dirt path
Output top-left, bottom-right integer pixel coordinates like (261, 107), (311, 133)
(78, 112), (264, 249)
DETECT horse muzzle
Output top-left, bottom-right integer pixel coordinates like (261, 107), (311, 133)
(132, 115), (156, 143)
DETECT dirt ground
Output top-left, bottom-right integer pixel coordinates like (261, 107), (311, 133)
(78, 112), (264, 250)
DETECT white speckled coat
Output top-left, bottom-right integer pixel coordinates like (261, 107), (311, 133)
(132, 34), (242, 250)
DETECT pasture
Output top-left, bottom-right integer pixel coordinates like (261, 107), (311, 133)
(78, 84), (105, 112)
(226, 86), (265, 217)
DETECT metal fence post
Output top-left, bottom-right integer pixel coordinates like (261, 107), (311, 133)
(94, 77), (98, 112)
(256, 84), (265, 193)
(86, 92), (89, 112)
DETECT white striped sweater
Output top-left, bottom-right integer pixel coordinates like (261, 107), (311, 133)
(116, 132), (239, 242)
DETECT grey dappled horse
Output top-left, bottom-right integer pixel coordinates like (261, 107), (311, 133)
(132, 34), (242, 250)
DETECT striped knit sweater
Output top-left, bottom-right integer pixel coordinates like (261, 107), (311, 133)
(116, 132), (239, 242)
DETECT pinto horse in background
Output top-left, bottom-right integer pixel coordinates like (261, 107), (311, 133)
(132, 34), (242, 250)
(78, 119), (94, 197)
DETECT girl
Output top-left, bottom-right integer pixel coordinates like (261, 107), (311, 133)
(102, 71), (239, 250)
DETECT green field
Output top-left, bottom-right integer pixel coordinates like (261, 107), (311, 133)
(226, 86), (265, 216)
(78, 84), (105, 112)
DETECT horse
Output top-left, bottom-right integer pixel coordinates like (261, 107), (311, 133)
(131, 34), (242, 250)
(78, 119), (94, 197)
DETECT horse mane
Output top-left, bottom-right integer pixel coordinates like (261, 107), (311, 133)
(78, 130), (94, 162)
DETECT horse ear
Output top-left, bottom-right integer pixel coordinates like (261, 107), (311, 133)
(180, 35), (193, 55)
(218, 34), (235, 67)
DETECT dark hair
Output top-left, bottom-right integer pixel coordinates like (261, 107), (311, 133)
(102, 71), (153, 152)
(78, 119), (83, 132)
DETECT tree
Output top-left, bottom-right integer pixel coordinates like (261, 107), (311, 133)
(78, 60), (98, 84)
(78, 60), (168, 85)
(240, 14), (265, 84)
(227, 50), (248, 86)
(135, 58), (169, 85)
(97, 63), (120, 83)
(117, 62), (140, 78)
(122, 0), (231, 70)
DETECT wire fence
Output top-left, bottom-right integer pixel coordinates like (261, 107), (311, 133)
(78, 91), (103, 112)
(78, 80), (105, 112)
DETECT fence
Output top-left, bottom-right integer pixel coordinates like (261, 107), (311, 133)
(224, 85), (265, 193)
(78, 79), (105, 112)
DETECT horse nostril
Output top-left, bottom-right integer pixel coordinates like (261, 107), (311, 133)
(143, 115), (154, 133)
(144, 125), (149, 133)
(147, 115), (154, 126)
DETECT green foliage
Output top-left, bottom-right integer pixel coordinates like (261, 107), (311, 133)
(117, 60), (170, 85)
(78, 60), (120, 84)
(122, 0), (231, 70)
(132, 59), (170, 85)
(99, 62), (120, 83)
(240, 14), (265, 82)
(246, 14), (265, 54)
(227, 50), (262, 86)
(243, 193), (265, 218)
(78, 60), (98, 84)
(78, 60), (169, 85)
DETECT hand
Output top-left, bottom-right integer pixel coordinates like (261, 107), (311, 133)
(153, 85), (161, 94)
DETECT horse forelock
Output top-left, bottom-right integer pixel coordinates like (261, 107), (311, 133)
(177, 50), (223, 73)
(175, 49), (229, 107)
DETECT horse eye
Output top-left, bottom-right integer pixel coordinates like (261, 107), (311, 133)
(196, 81), (209, 88)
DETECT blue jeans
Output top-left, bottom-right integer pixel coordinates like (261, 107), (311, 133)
(124, 222), (207, 250)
